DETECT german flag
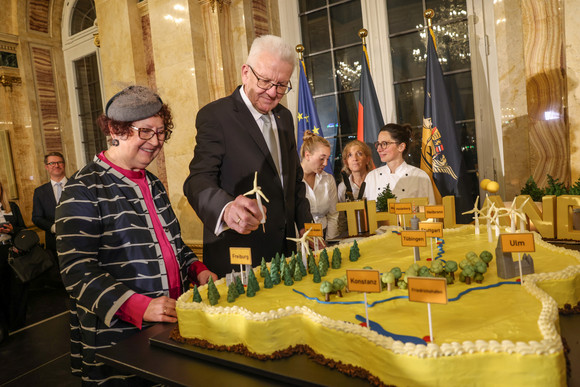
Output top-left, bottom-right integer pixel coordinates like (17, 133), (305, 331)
(357, 44), (384, 168)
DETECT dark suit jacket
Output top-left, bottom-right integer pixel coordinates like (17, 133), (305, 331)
(184, 86), (312, 277)
(32, 182), (57, 252)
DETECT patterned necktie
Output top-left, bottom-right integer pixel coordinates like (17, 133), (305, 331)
(262, 114), (280, 174)
(55, 182), (63, 202)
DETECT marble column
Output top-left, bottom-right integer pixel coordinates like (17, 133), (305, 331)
(521, 0), (568, 185)
(566, 0), (580, 182)
(94, 0), (149, 92)
(495, 0), (569, 197)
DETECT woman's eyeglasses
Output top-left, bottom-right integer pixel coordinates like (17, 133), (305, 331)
(374, 141), (399, 150)
(130, 126), (172, 141)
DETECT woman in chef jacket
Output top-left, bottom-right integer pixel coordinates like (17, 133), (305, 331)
(364, 123), (435, 205)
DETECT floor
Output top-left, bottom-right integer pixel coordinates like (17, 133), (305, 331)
(0, 274), (579, 386)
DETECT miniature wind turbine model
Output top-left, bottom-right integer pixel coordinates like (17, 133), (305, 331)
(244, 171), (269, 232)
(490, 205), (503, 237)
(287, 228), (312, 267)
(462, 196), (481, 234)
(478, 202), (496, 243)
(505, 197), (529, 232)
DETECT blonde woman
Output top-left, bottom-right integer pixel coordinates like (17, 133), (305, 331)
(300, 130), (339, 240)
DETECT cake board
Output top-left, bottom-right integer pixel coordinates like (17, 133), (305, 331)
(149, 330), (371, 386)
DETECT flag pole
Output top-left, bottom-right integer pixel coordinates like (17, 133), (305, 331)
(424, 9), (437, 51)
(424, 8), (434, 27)
(358, 28), (367, 45)
(295, 44), (304, 61)
(358, 28), (369, 65)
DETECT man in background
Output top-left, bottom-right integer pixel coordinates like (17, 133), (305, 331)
(32, 152), (67, 262)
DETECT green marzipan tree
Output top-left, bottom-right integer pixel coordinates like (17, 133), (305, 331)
(376, 184), (396, 212)
(263, 268), (273, 288)
(192, 285), (202, 303)
(227, 282), (239, 303)
(331, 247), (341, 269)
(207, 277), (220, 305)
(349, 240), (360, 261)
(235, 275), (245, 295)
(247, 268), (260, 292)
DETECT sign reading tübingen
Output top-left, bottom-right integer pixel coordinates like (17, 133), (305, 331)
(304, 223), (324, 237)
(229, 247), (252, 265)
(500, 233), (535, 253)
(407, 276), (448, 304)
(346, 269), (381, 293)
(400, 230), (427, 247)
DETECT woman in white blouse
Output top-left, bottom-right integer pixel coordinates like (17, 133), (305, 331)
(337, 140), (373, 236)
(364, 123), (435, 205)
(300, 130), (339, 240)
(337, 139), (373, 202)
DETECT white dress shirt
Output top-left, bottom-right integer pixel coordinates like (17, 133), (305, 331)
(51, 177), (68, 201)
(364, 162), (435, 204)
(303, 171), (339, 240)
(337, 174), (365, 202)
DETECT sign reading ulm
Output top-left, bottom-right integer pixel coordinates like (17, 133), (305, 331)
(500, 233), (535, 253)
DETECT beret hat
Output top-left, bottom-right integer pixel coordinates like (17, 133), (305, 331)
(105, 85), (163, 122)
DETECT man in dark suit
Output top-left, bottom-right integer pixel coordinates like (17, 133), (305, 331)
(32, 151), (67, 258)
(184, 35), (312, 277)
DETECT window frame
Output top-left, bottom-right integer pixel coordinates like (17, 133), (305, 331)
(279, 0), (503, 198)
(62, 0), (105, 167)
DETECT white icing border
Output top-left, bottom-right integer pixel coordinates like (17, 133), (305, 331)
(179, 225), (579, 359)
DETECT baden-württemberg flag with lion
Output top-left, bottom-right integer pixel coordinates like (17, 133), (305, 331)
(421, 27), (471, 222)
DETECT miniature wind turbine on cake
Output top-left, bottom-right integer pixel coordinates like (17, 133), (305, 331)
(462, 196), (481, 234)
(287, 228), (312, 267)
(504, 196), (529, 232)
(244, 171), (269, 232)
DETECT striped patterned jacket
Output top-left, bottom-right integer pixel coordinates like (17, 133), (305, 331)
(56, 156), (198, 385)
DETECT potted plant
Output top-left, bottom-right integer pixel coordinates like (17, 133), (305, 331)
(518, 176), (544, 202)
(519, 175), (580, 230)
(568, 177), (580, 230)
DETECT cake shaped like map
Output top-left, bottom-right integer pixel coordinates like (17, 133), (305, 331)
(174, 225), (580, 386)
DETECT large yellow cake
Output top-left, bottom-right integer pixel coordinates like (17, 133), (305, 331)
(175, 225), (580, 386)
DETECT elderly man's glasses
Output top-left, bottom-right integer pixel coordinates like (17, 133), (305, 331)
(130, 126), (172, 141)
(374, 141), (399, 150)
(46, 161), (65, 166)
(247, 65), (292, 95)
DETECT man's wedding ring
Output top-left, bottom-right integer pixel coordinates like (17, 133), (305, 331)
(236, 217), (241, 224)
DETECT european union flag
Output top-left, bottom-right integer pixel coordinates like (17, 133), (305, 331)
(420, 28), (472, 222)
(297, 60), (332, 174)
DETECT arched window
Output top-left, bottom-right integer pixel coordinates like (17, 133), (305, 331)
(62, 0), (106, 166)
(70, 0), (96, 35)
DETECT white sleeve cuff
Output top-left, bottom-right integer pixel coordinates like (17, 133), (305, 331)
(214, 201), (233, 236)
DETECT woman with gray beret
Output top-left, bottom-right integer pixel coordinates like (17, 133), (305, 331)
(56, 85), (217, 385)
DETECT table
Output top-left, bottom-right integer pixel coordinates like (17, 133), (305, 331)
(97, 323), (371, 386)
